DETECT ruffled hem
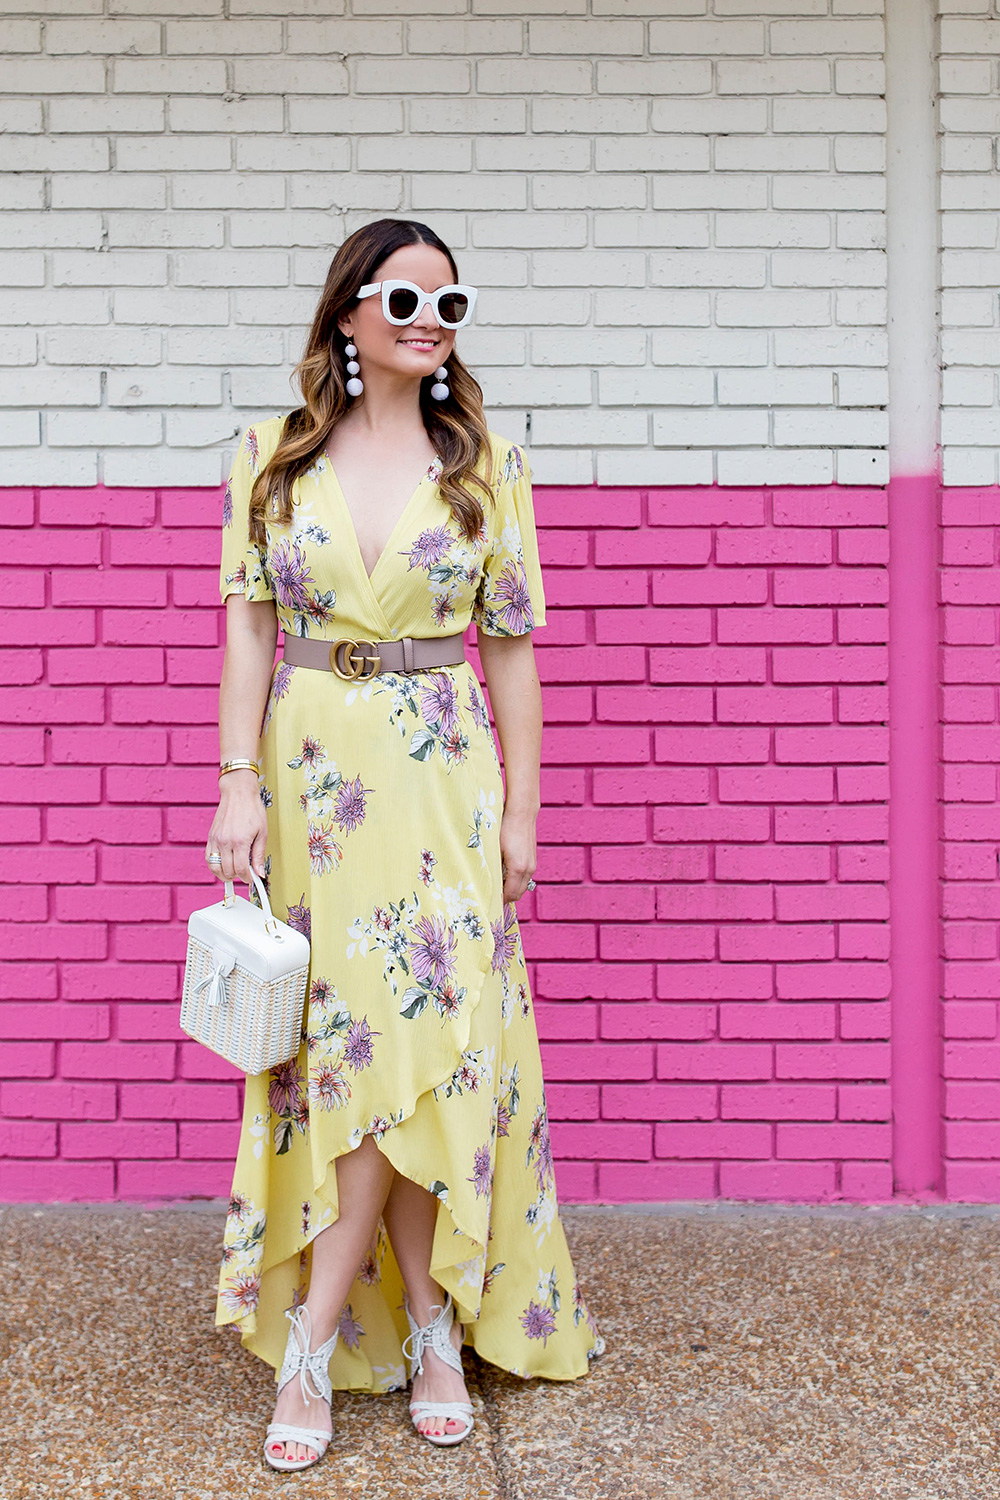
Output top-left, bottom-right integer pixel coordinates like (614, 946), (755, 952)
(215, 1022), (606, 1387)
(217, 1122), (607, 1389)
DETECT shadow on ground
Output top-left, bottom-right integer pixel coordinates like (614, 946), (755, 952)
(1, 1201), (998, 1499)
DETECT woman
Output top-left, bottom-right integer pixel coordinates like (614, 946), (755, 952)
(206, 217), (605, 1473)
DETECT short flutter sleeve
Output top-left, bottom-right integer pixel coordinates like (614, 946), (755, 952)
(471, 442), (547, 637)
(219, 422), (275, 604)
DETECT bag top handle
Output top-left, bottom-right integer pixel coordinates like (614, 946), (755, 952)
(222, 869), (280, 935)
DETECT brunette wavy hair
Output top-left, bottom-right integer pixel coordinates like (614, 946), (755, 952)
(247, 218), (495, 548)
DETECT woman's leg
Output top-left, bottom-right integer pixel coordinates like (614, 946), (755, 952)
(381, 1172), (472, 1439)
(269, 1135), (395, 1465)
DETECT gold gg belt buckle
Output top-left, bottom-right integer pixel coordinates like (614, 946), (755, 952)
(329, 637), (382, 681)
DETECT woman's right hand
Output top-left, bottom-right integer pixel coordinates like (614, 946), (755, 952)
(205, 770), (268, 884)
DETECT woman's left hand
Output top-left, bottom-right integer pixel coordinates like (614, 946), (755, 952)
(499, 806), (538, 905)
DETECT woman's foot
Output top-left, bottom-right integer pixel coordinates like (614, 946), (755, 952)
(267, 1375), (332, 1466)
(407, 1296), (471, 1440)
(265, 1305), (336, 1467)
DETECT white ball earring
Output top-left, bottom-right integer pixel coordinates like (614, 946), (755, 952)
(344, 341), (363, 398)
(430, 365), (450, 401)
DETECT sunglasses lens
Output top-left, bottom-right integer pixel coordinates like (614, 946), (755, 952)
(436, 291), (469, 326)
(386, 286), (419, 321)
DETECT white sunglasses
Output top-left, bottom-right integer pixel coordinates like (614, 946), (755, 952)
(356, 279), (478, 330)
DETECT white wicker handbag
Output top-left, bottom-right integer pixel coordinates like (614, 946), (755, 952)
(179, 870), (310, 1075)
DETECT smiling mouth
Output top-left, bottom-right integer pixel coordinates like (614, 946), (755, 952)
(399, 338), (439, 347)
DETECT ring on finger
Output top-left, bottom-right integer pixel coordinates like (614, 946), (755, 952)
(206, 851), (223, 865)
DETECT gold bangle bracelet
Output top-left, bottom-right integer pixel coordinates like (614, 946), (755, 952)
(219, 758), (261, 778)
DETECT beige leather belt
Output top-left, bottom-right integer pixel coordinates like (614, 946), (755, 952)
(282, 632), (466, 681)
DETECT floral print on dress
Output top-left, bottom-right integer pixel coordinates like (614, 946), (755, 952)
(299, 977), (380, 1123)
(491, 904), (518, 976)
(571, 1277), (604, 1351)
(486, 559), (535, 636)
(261, 662), (295, 733)
(266, 537), (339, 638)
(221, 428), (273, 603)
(408, 913), (459, 994)
(288, 738), (373, 878)
(310, 1059), (352, 1111)
(372, 668), (471, 772)
(215, 419), (602, 1392)
(285, 893), (311, 941)
(338, 1305), (365, 1350)
(521, 1266), (560, 1346)
(399, 903), (469, 1024)
(482, 1258), (506, 1295)
(399, 511), (487, 626)
(496, 1061), (521, 1138)
(468, 1140), (494, 1199)
(269, 538), (314, 613)
(358, 1223), (386, 1284)
(525, 1100), (554, 1195)
(466, 676), (488, 731)
(492, 901), (527, 1027)
(471, 446), (538, 638)
(523, 1098), (558, 1248)
(302, 453), (329, 485)
(500, 443), (524, 487)
(220, 1193), (266, 1315)
(266, 1058), (309, 1155)
(433, 1045), (494, 1102)
(345, 839), (489, 1029)
(468, 788), (499, 867)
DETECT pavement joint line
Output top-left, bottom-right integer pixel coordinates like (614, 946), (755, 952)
(479, 1368), (522, 1500)
(5, 1199), (1000, 1221)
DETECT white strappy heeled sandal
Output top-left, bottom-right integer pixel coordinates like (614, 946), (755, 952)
(263, 1304), (339, 1472)
(401, 1290), (475, 1446)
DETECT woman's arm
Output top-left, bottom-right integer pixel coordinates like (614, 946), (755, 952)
(205, 593), (279, 884)
(476, 631), (542, 905)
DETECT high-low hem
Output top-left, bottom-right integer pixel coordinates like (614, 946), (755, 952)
(217, 1075), (606, 1389)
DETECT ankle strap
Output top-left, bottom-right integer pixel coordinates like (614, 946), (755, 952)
(402, 1294), (463, 1379)
(279, 1305), (339, 1406)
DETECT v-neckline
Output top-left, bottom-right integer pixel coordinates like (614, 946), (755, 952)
(325, 456), (440, 586)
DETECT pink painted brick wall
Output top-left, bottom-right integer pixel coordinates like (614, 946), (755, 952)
(0, 475), (961, 1208)
(940, 488), (1000, 1203)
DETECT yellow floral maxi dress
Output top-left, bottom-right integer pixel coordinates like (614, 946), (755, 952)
(213, 415), (605, 1390)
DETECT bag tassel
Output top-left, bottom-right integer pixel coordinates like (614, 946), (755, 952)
(193, 953), (236, 1009)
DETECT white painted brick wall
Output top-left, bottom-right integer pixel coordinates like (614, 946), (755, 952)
(939, 11), (1000, 485)
(0, 0), (942, 490)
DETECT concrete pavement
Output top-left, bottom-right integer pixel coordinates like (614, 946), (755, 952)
(1, 1200), (999, 1500)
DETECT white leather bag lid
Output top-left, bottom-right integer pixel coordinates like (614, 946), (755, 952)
(187, 871), (309, 983)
